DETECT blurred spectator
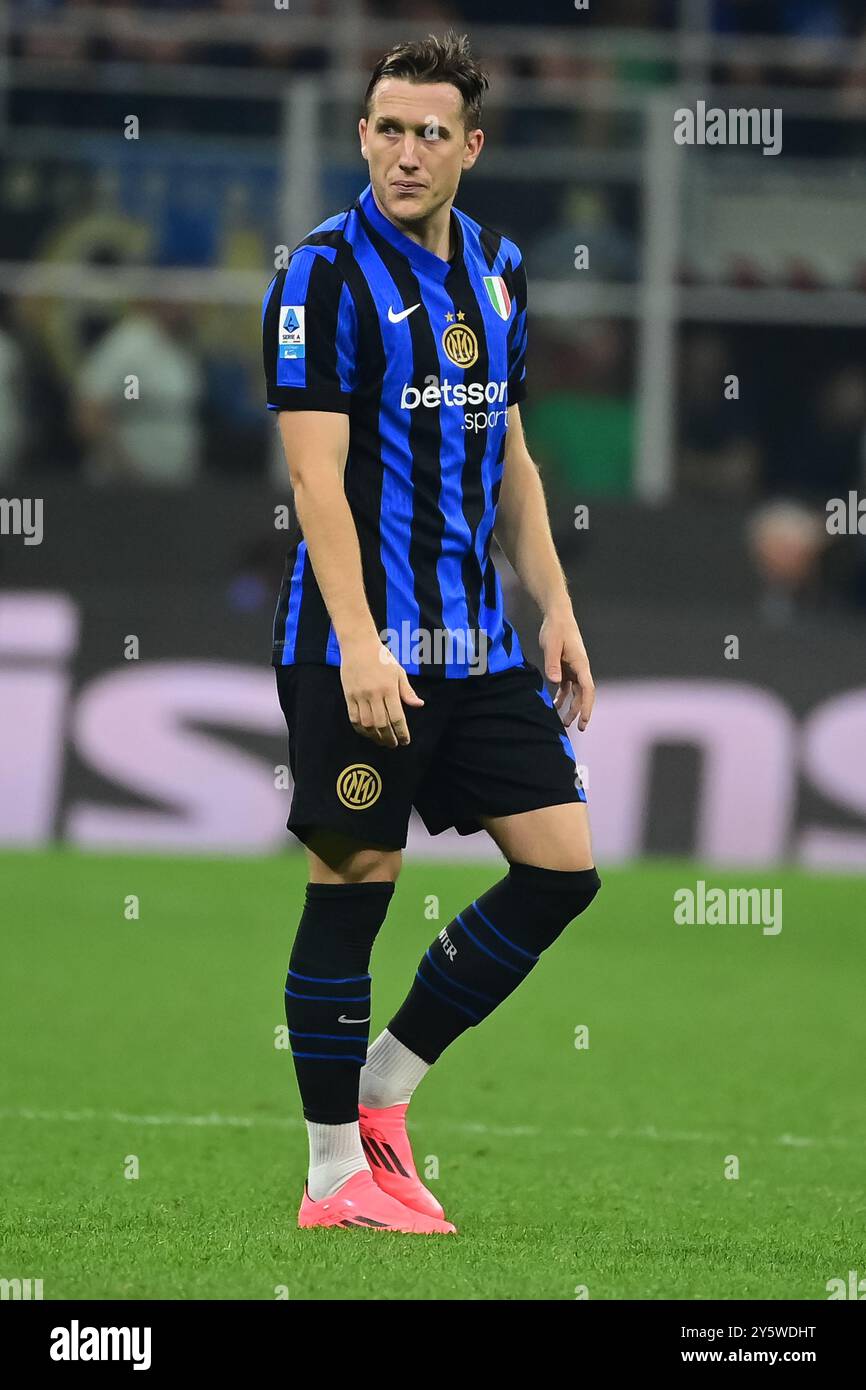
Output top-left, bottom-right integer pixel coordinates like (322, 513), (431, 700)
(747, 491), (866, 619)
(839, 23), (866, 119)
(199, 0), (258, 68)
(376, 0), (462, 20)
(202, 309), (269, 478)
(710, 0), (859, 92)
(226, 532), (286, 614)
(746, 498), (828, 623)
(712, 1), (849, 37)
(523, 320), (634, 498)
(507, 52), (605, 149)
(392, 0), (526, 21)
(75, 301), (204, 485)
(448, 0), (674, 22)
(678, 331), (761, 498)
(764, 364), (866, 501)
(526, 188), (638, 283)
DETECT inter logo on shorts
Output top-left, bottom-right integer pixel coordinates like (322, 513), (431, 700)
(442, 322), (478, 368)
(336, 764), (382, 809)
(483, 275), (511, 320)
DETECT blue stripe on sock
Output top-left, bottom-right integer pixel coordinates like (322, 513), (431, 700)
(470, 902), (539, 962)
(424, 947), (497, 1005)
(288, 1030), (369, 1042)
(414, 969), (483, 1022)
(454, 915), (528, 976)
(288, 968), (371, 983)
(284, 987), (370, 1002)
(291, 1051), (368, 1065)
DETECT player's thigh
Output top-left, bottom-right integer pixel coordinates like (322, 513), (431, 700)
(276, 662), (442, 858)
(425, 659), (589, 851)
(305, 829), (402, 885)
(481, 800), (595, 871)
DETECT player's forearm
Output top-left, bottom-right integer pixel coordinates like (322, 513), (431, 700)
(496, 455), (572, 617)
(291, 475), (380, 648)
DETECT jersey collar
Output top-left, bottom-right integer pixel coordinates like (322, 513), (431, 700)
(357, 182), (461, 283)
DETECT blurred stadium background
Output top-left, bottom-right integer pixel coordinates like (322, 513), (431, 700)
(2, 0), (866, 864)
(3, 0), (866, 1304)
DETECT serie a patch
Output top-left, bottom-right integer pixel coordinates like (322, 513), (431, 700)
(279, 305), (305, 359)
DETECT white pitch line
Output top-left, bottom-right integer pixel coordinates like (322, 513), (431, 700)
(0, 1107), (861, 1151)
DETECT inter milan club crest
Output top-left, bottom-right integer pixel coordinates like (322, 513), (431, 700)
(336, 763), (382, 810)
(482, 275), (512, 320)
(441, 311), (479, 367)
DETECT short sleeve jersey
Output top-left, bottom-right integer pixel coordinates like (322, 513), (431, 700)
(262, 181), (528, 678)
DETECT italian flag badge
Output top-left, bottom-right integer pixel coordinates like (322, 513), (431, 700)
(483, 275), (512, 320)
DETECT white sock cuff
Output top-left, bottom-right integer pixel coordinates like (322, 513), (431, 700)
(360, 1029), (430, 1106)
(307, 1120), (363, 1164)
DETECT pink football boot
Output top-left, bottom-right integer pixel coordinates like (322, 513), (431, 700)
(358, 1102), (450, 1224)
(298, 1168), (455, 1234)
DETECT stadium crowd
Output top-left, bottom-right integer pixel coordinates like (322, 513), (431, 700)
(2, 0), (865, 614)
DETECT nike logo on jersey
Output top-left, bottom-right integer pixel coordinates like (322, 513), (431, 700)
(388, 303), (420, 323)
(338, 1014), (371, 1024)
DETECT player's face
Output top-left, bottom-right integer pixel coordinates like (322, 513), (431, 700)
(359, 78), (483, 228)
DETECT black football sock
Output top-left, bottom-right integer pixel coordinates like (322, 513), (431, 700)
(387, 862), (601, 1064)
(284, 881), (394, 1125)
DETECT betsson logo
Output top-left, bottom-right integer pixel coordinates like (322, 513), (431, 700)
(400, 379), (507, 409)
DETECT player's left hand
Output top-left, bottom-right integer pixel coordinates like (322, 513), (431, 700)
(539, 607), (595, 732)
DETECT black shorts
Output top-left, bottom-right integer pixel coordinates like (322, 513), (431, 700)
(275, 659), (587, 850)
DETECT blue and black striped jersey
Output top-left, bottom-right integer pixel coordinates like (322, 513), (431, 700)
(262, 181), (528, 679)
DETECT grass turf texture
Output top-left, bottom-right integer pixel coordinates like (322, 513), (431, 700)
(2, 849), (865, 1301)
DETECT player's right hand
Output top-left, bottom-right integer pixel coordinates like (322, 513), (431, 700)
(339, 637), (424, 748)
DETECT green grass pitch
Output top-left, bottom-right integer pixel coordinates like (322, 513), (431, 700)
(2, 849), (865, 1300)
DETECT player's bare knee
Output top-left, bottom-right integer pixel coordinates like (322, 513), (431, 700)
(306, 830), (401, 885)
(341, 847), (402, 884)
